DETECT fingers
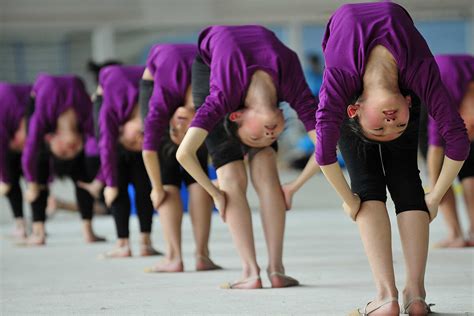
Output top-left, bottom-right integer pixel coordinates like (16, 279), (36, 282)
(76, 181), (88, 190)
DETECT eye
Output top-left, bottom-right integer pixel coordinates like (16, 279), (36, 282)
(374, 127), (383, 131)
(397, 124), (407, 128)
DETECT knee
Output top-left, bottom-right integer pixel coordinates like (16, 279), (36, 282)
(218, 171), (247, 195)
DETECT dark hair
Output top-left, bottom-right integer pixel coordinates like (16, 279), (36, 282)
(223, 114), (248, 149)
(87, 59), (123, 84)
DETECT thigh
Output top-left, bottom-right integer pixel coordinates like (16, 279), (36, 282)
(36, 148), (51, 186)
(7, 151), (22, 184)
(382, 104), (427, 213)
(458, 142), (474, 181)
(158, 135), (182, 187)
(338, 125), (387, 203)
(129, 151), (153, 207)
(206, 121), (244, 170)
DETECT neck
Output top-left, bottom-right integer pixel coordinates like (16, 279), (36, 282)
(245, 70), (277, 111)
(129, 104), (140, 121)
(57, 108), (77, 133)
(362, 46), (399, 101)
(183, 85), (194, 110)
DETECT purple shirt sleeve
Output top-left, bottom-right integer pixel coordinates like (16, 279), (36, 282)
(22, 109), (47, 182)
(427, 116), (444, 147)
(0, 123), (8, 182)
(408, 59), (469, 161)
(98, 104), (120, 187)
(281, 53), (317, 132)
(315, 67), (360, 165)
(190, 53), (246, 132)
(142, 85), (176, 151)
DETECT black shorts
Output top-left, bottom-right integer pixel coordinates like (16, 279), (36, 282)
(159, 132), (208, 187)
(338, 95), (428, 214)
(459, 142), (474, 181)
(191, 55), (277, 170)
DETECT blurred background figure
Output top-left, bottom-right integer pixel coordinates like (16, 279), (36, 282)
(0, 83), (32, 240)
(427, 54), (474, 248)
(22, 74), (105, 245)
(95, 65), (161, 258)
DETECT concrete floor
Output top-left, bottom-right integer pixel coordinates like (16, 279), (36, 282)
(1, 171), (473, 315)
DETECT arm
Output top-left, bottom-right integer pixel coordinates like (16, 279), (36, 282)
(425, 153), (464, 221)
(0, 122), (9, 188)
(320, 162), (361, 220)
(98, 105), (120, 206)
(282, 130), (320, 209)
(427, 145), (444, 188)
(176, 127), (226, 219)
(142, 150), (166, 209)
(315, 67), (361, 219)
(142, 81), (176, 209)
(22, 109), (47, 202)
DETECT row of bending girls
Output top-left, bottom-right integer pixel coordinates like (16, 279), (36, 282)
(0, 83), (32, 239)
(0, 2), (472, 315)
(427, 55), (474, 248)
(9, 75), (106, 245)
(140, 44), (221, 272)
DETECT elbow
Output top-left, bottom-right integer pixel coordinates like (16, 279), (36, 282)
(176, 146), (188, 165)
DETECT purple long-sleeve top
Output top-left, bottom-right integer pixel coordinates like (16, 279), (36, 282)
(189, 25), (317, 133)
(143, 44), (197, 151)
(0, 83), (32, 182)
(316, 2), (469, 165)
(428, 55), (474, 146)
(98, 65), (145, 187)
(22, 74), (97, 182)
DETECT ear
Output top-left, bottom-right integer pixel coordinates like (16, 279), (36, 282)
(347, 104), (359, 118)
(405, 95), (412, 108)
(229, 110), (243, 122)
(44, 133), (53, 144)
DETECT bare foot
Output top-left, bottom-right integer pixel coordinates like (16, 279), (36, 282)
(403, 297), (432, 316)
(99, 246), (132, 259)
(144, 259), (184, 273)
(20, 234), (46, 247)
(433, 236), (466, 248)
(84, 234), (107, 243)
(268, 271), (299, 288)
(139, 245), (163, 257)
(196, 256), (222, 271)
(220, 276), (262, 289)
(466, 232), (474, 247)
(350, 300), (399, 316)
(12, 226), (27, 241)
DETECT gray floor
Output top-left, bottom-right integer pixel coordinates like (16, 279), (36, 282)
(1, 171), (473, 315)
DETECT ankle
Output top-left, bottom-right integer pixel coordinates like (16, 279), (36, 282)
(267, 263), (284, 274)
(376, 285), (398, 300)
(140, 233), (152, 245)
(117, 239), (130, 248)
(403, 287), (425, 300)
(15, 218), (26, 228)
(32, 222), (45, 236)
(195, 248), (209, 259)
(242, 264), (260, 278)
(448, 230), (463, 239)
